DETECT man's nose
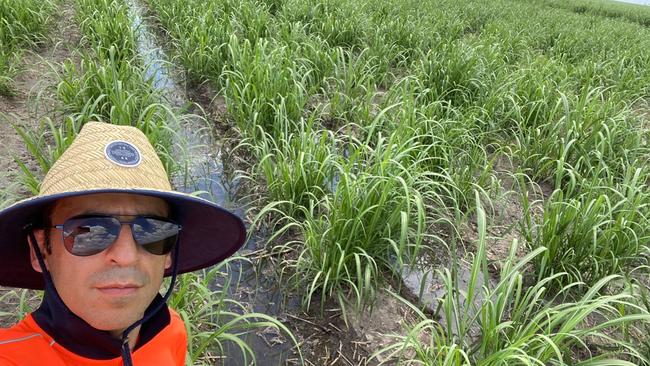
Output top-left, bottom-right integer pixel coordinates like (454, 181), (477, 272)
(104, 224), (139, 265)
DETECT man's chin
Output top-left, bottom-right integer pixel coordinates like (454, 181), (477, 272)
(82, 312), (143, 336)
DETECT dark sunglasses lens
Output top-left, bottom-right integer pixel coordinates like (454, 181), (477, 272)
(131, 218), (179, 255)
(63, 217), (120, 256)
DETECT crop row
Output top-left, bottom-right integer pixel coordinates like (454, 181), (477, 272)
(0, 0), (57, 95)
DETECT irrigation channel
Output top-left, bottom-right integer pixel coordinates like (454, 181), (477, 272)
(127, 0), (301, 363)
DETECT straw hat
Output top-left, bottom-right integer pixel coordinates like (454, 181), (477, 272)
(0, 122), (246, 289)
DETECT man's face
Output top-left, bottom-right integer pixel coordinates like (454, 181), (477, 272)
(30, 193), (172, 335)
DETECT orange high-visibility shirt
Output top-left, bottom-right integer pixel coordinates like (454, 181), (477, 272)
(0, 309), (187, 365)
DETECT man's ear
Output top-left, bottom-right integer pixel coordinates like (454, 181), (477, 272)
(164, 252), (172, 270)
(28, 229), (47, 273)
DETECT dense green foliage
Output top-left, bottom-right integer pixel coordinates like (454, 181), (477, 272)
(147, 0), (650, 291)
(374, 202), (649, 365)
(0, 0), (57, 95)
(147, 0), (650, 362)
(4, 0), (650, 362)
(538, 0), (650, 27)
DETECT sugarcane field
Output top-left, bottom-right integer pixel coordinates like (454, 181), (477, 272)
(1, 0), (650, 364)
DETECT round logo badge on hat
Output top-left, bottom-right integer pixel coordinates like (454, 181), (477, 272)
(104, 140), (142, 167)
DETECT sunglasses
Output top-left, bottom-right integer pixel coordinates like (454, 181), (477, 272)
(52, 215), (182, 256)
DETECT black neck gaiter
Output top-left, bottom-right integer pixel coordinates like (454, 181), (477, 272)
(32, 285), (171, 360)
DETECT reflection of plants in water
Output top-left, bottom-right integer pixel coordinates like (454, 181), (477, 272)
(168, 257), (301, 366)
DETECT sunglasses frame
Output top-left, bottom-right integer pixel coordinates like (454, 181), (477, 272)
(51, 214), (182, 257)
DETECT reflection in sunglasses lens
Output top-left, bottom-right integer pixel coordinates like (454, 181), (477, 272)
(62, 216), (178, 256)
(63, 217), (120, 256)
(132, 218), (179, 255)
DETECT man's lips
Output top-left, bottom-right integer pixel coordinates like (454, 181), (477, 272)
(95, 283), (142, 296)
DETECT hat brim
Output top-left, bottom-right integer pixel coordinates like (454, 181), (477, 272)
(0, 188), (247, 290)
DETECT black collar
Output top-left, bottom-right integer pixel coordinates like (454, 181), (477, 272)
(32, 281), (171, 360)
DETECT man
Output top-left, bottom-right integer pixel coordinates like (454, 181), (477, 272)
(0, 122), (246, 365)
